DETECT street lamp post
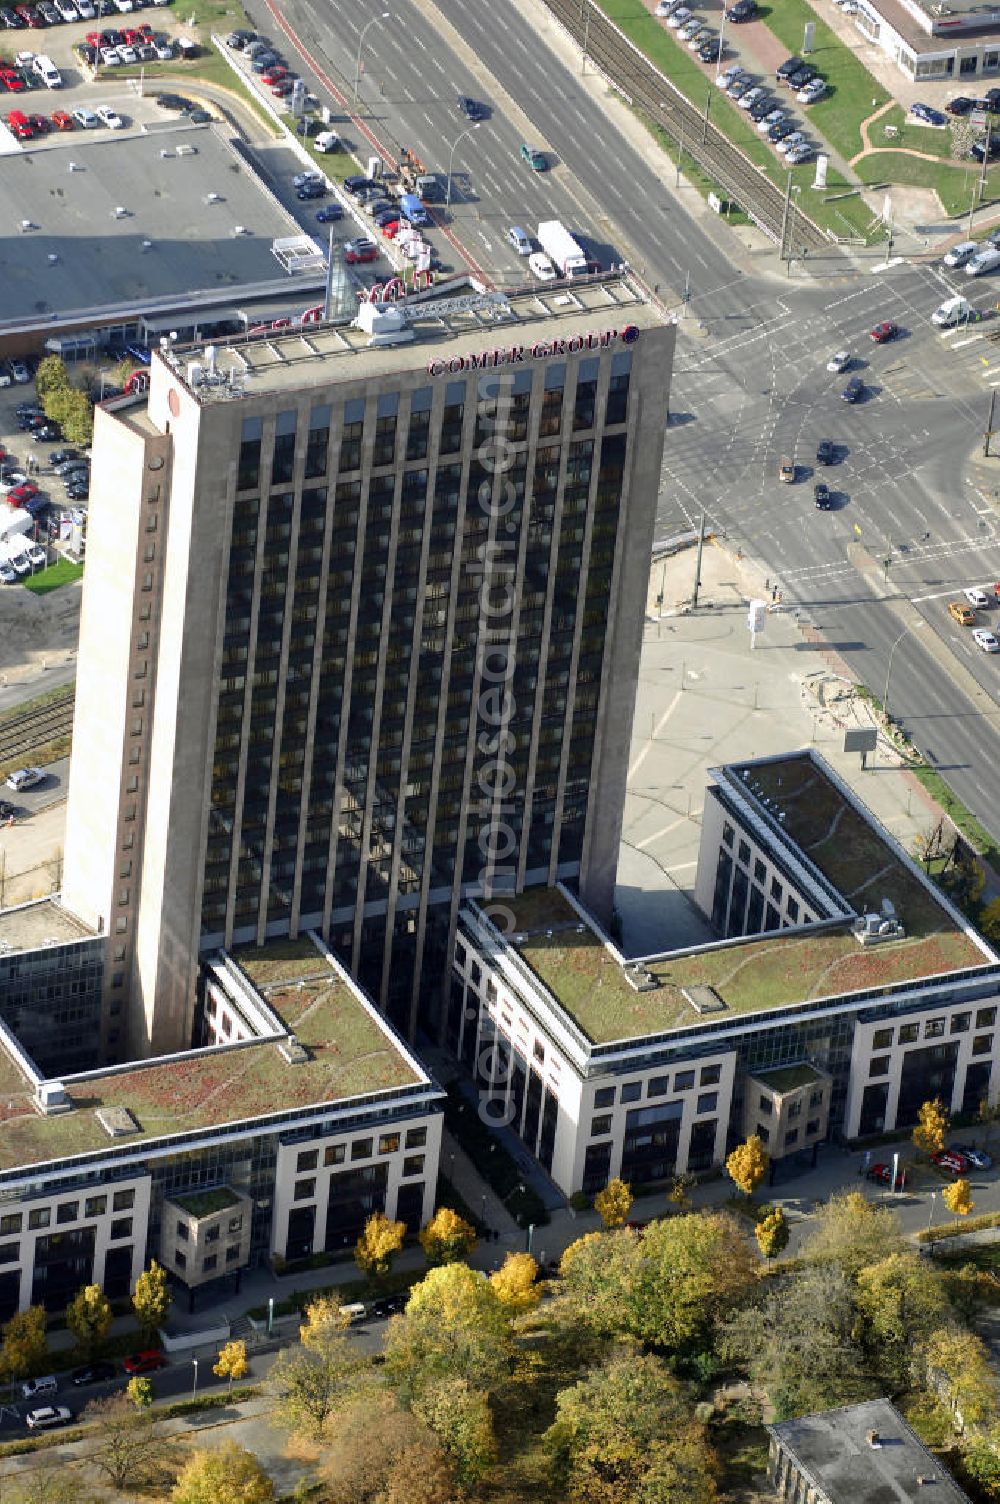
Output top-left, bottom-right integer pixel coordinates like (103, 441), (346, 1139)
(883, 619), (925, 723)
(354, 12), (391, 101)
(267, 1296), (275, 1337)
(445, 123), (481, 210)
(191, 1358), (199, 1402)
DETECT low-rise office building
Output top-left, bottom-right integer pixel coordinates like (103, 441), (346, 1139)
(450, 750), (999, 1196)
(0, 935), (441, 1317)
(852, 0), (1000, 81)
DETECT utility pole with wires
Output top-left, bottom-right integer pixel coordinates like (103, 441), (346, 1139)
(985, 389), (998, 458)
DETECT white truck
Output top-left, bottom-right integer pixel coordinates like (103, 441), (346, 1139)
(537, 220), (589, 279)
(931, 295), (974, 327)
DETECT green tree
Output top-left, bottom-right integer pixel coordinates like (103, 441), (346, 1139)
(755, 1207), (789, 1260)
(0, 1305), (47, 1382)
(800, 1190), (904, 1279)
(355, 1210), (406, 1283)
(268, 1299), (371, 1439)
(132, 1260), (170, 1342)
(83, 1392), (170, 1490)
(545, 1350), (718, 1504)
(126, 1375), (154, 1409)
(943, 1178), (975, 1217)
(66, 1283), (112, 1359)
(418, 1206), (477, 1267)
(34, 355), (70, 403)
(213, 1339), (248, 1393)
(719, 1264), (870, 1419)
(979, 897), (1000, 946)
(45, 385), (94, 447)
(726, 1136), (769, 1197)
(385, 1262), (513, 1399)
(962, 1434), (1000, 1499)
(594, 1178), (632, 1230)
(489, 1251), (541, 1313)
(557, 1214), (757, 1360)
(412, 1375), (497, 1486)
(855, 1252), (951, 1385)
(172, 1441), (274, 1504)
(914, 1098), (949, 1159)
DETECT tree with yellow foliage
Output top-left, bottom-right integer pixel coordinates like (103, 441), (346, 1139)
(171, 1441), (274, 1504)
(594, 1178), (632, 1230)
(355, 1210), (406, 1283)
(726, 1135), (769, 1197)
(942, 1178), (974, 1218)
(213, 1339), (248, 1394)
(419, 1206), (477, 1267)
(489, 1252), (541, 1313)
(913, 1098), (948, 1159)
(755, 1207), (789, 1260)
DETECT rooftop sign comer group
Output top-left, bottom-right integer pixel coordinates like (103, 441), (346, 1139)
(426, 323), (640, 377)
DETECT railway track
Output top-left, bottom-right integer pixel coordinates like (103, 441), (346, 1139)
(0, 690), (75, 767)
(543, 0), (832, 254)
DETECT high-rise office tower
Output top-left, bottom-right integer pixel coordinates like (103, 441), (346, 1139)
(62, 276), (674, 1059)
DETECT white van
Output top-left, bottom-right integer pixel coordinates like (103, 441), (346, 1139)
(21, 1375), (57, 1400)
(32, 55), (61, 89)
(944, 240), (977, 268)
(932, 295), (974, 327)
(315, 130), (341, 153)
(966, 246), (1000, 277)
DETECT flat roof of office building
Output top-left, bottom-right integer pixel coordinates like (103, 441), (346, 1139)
(158, 271), (670, 401)
(0, 938), (425, 1174)
(0, 124), (303, 334)
(0, 897), (95, 953)
(472, 752), (993, 1046)
(769, 1400), (971, 1504)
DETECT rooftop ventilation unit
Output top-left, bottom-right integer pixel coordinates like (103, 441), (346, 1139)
(95, 1105), (140, 1137)
(278, 1035), (309, 1065)
(34, 1081), (71, 1116)
(232, 224), (250, 236)
(204, 191), (222, 204)
(682, 985), (727, 1015)
(625, 963), (660, 994)
(175, 144), (197, 156)
(853, 914), (905, 947)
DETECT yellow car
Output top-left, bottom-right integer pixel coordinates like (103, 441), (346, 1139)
(948, 600), (977, 627)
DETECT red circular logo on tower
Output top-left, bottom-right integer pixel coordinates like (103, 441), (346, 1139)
(168, 389), (180, 417)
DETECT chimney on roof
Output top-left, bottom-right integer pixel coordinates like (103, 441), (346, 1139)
(866, 1430), (880, 1449)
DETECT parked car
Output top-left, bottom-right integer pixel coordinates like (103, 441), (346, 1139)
(6, 766), (44, 791)
(25, 1406), (72, 1430)
(816, 439), (836, 464)
(946, 95), (975, 114)
(21, 1376), (57, 1400)
(95, 104), (124, 127)
(785, 143), (814, 165)
(932, 1149), (970, 1175)
(866, 1162), (907, 1189)
(725, 0), (756, 18)
(343, 238), (378, 263)
(315, 203), (343, 223)
(841, 376), (864, 403)
(296, 179), (327, 200)
(8, 481), (38, 506)
(911, 101), (947, 126)
(870, 320), (899, 343)
(71, 1360), (116, 1386)
(122, 1350), (166, 1375)
(72, 105), (99, 126)
(814, 480), (832, 509)
(950, 1144), (994, 1169)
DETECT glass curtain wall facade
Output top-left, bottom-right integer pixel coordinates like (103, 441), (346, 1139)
(199, 343), (660, 1038)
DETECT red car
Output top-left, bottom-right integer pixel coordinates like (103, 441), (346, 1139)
(8, 481), (38, 506)
(271, 78), (293, 96)
(261, 66), (285, 83)
(6, 109), (31, 137)
(123, 1350), (166, 1375)
(51, 109), (73, 129)
(932, 1149), (969, 1176)
(866, 1162), (907, 1189)
(870, 321), (899, 343)
(15, 6), (42, 26)
(85, 27), (101, 45)
(1, 68), (25, 92)
(344, 240), (378, 264)
(381, 219), (400, 238)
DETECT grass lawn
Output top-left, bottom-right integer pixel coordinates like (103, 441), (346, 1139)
(857, 151), (996, 217)
(22, 557), (83, 595)
(756, 0), (889, 160)
(874, 105), (956, 160)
